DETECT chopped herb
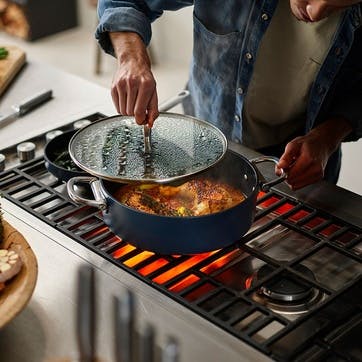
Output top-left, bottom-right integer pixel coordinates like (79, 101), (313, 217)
(53, 150), (82, 171)
(0, 47), (9, 60)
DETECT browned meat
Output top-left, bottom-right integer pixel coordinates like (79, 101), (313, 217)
(114, 179), (245, 217)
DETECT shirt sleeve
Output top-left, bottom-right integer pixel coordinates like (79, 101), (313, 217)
(323, 27), (362, 142)
(327, 92), (362, 142)
(95, 0), (193, 56)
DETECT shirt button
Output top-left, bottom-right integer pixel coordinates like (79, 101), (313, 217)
(245, 52), (253, 60)
(261, 13), (269, 21)
(234, 115), (240, 122)
(237, 87), (243, 95)
(335, 47), (343, 57)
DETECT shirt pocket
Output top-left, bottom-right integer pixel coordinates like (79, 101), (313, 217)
(192, 12), (242, 84)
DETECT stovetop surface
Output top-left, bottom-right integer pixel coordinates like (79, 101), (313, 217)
(0, 113), (361, 361)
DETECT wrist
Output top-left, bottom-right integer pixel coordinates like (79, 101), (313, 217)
(311, 118), (353, 153)
(110, 32), (151, 66)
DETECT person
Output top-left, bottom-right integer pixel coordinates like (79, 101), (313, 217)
(95, 0), (362, 190)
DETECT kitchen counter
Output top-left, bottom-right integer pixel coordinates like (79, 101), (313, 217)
(0, 60), (361, 362)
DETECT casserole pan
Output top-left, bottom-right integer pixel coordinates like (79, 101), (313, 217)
(67, 150), (285, 254)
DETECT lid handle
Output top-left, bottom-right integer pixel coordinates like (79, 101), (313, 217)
(143, 90), (190, 154)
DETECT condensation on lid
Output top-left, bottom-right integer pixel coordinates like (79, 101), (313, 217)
(69, 113), (227, 183)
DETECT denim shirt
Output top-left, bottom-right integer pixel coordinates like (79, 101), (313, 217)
(96, 1), (362, 181)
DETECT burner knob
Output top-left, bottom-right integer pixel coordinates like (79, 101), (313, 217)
(45, 129), (63, 142)
(73, 119), (91, 130)
(17, 142), (36, 162)
(0, 153), (5, 172)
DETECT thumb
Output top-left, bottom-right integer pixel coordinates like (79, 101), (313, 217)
(278, 141), (301, 170)
(306, 3), (329, 22)
(306, 4), (315, 21)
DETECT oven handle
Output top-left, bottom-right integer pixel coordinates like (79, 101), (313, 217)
(67, 176), (107, 210)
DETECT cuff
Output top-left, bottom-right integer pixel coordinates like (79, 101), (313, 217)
(95, 7), (152, 57)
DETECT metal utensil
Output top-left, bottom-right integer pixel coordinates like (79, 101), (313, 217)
(0, 89), (53, 127)
(76, 264), (96, 362)
(161, 337), (179, 362)
(143, 90), (191, 155)
(140, 323), (155, 362)
(114, 290), (135, 362)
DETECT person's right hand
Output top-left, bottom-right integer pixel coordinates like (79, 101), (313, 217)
(109, 32), (159, 127)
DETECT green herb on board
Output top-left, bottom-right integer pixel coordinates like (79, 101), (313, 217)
(0, 47), (9, 60)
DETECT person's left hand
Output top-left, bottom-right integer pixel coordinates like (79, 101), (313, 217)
(276, 118), (352, 190)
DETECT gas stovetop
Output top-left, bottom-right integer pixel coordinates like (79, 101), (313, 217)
(0, 114), (361, 361)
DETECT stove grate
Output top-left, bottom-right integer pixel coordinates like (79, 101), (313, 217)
(0, 114), (361, 361)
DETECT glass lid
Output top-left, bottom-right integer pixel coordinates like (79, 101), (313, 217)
(68, 113), (227, 183)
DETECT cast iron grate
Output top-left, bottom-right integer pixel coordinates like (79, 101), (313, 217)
(0, 114), (361, 361)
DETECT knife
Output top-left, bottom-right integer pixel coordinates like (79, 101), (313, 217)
(0, 89), (53, 127)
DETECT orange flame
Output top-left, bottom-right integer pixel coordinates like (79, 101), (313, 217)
(152, 251), (218, 285)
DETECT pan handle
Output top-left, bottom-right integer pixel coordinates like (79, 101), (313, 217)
(250, 156), (287, 191)
(158, 90), (190, 112)
(67, 176), (107, 210)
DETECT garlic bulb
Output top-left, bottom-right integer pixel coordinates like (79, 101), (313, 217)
(0, 249), (22, 283)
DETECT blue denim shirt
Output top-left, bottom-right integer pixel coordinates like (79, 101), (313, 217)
(96, 1), (362, 182)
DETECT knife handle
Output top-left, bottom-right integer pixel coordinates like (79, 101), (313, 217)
(13, 89), (53, 116)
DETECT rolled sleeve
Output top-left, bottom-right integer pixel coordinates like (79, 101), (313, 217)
(95, 7), (152, 56)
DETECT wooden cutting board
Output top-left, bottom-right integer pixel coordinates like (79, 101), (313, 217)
(0, 220), (38, 329)
(0, 45), (26, 96)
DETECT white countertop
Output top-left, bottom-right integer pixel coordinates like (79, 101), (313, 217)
(0, 60), (115, 149)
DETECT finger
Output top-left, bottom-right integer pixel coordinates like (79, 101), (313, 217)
(306, 3), (330, 22)
(117, 83), (127, 115)
(126, 78), (138, 116)
(134, 82), (156, 125)
(146, 91), (159, 128)
(286, 155), (323, 189)
(277, 141), (301, 170)
(287, 170), (321, 190)
(111, 86), (120, 114)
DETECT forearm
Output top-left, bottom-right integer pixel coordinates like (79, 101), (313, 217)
(309, 117), (353, 154)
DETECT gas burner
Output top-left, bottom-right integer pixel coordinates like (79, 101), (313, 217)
(251, 264), (325, 316)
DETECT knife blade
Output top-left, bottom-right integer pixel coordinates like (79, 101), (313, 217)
(0, 89), (53, 127)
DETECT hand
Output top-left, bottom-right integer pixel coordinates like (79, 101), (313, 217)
(276, 118), (352, 190)
(110, 32), (159, 127)
(289, 0), (360, 22)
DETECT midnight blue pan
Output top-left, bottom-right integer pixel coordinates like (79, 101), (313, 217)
(67, 150), (286, 255)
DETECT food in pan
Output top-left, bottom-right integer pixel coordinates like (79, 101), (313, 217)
(53, 149), (82, 171)
(114, 179), (245, 216)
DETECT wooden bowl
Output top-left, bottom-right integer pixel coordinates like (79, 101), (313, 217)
(0, 220), (38, 329)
